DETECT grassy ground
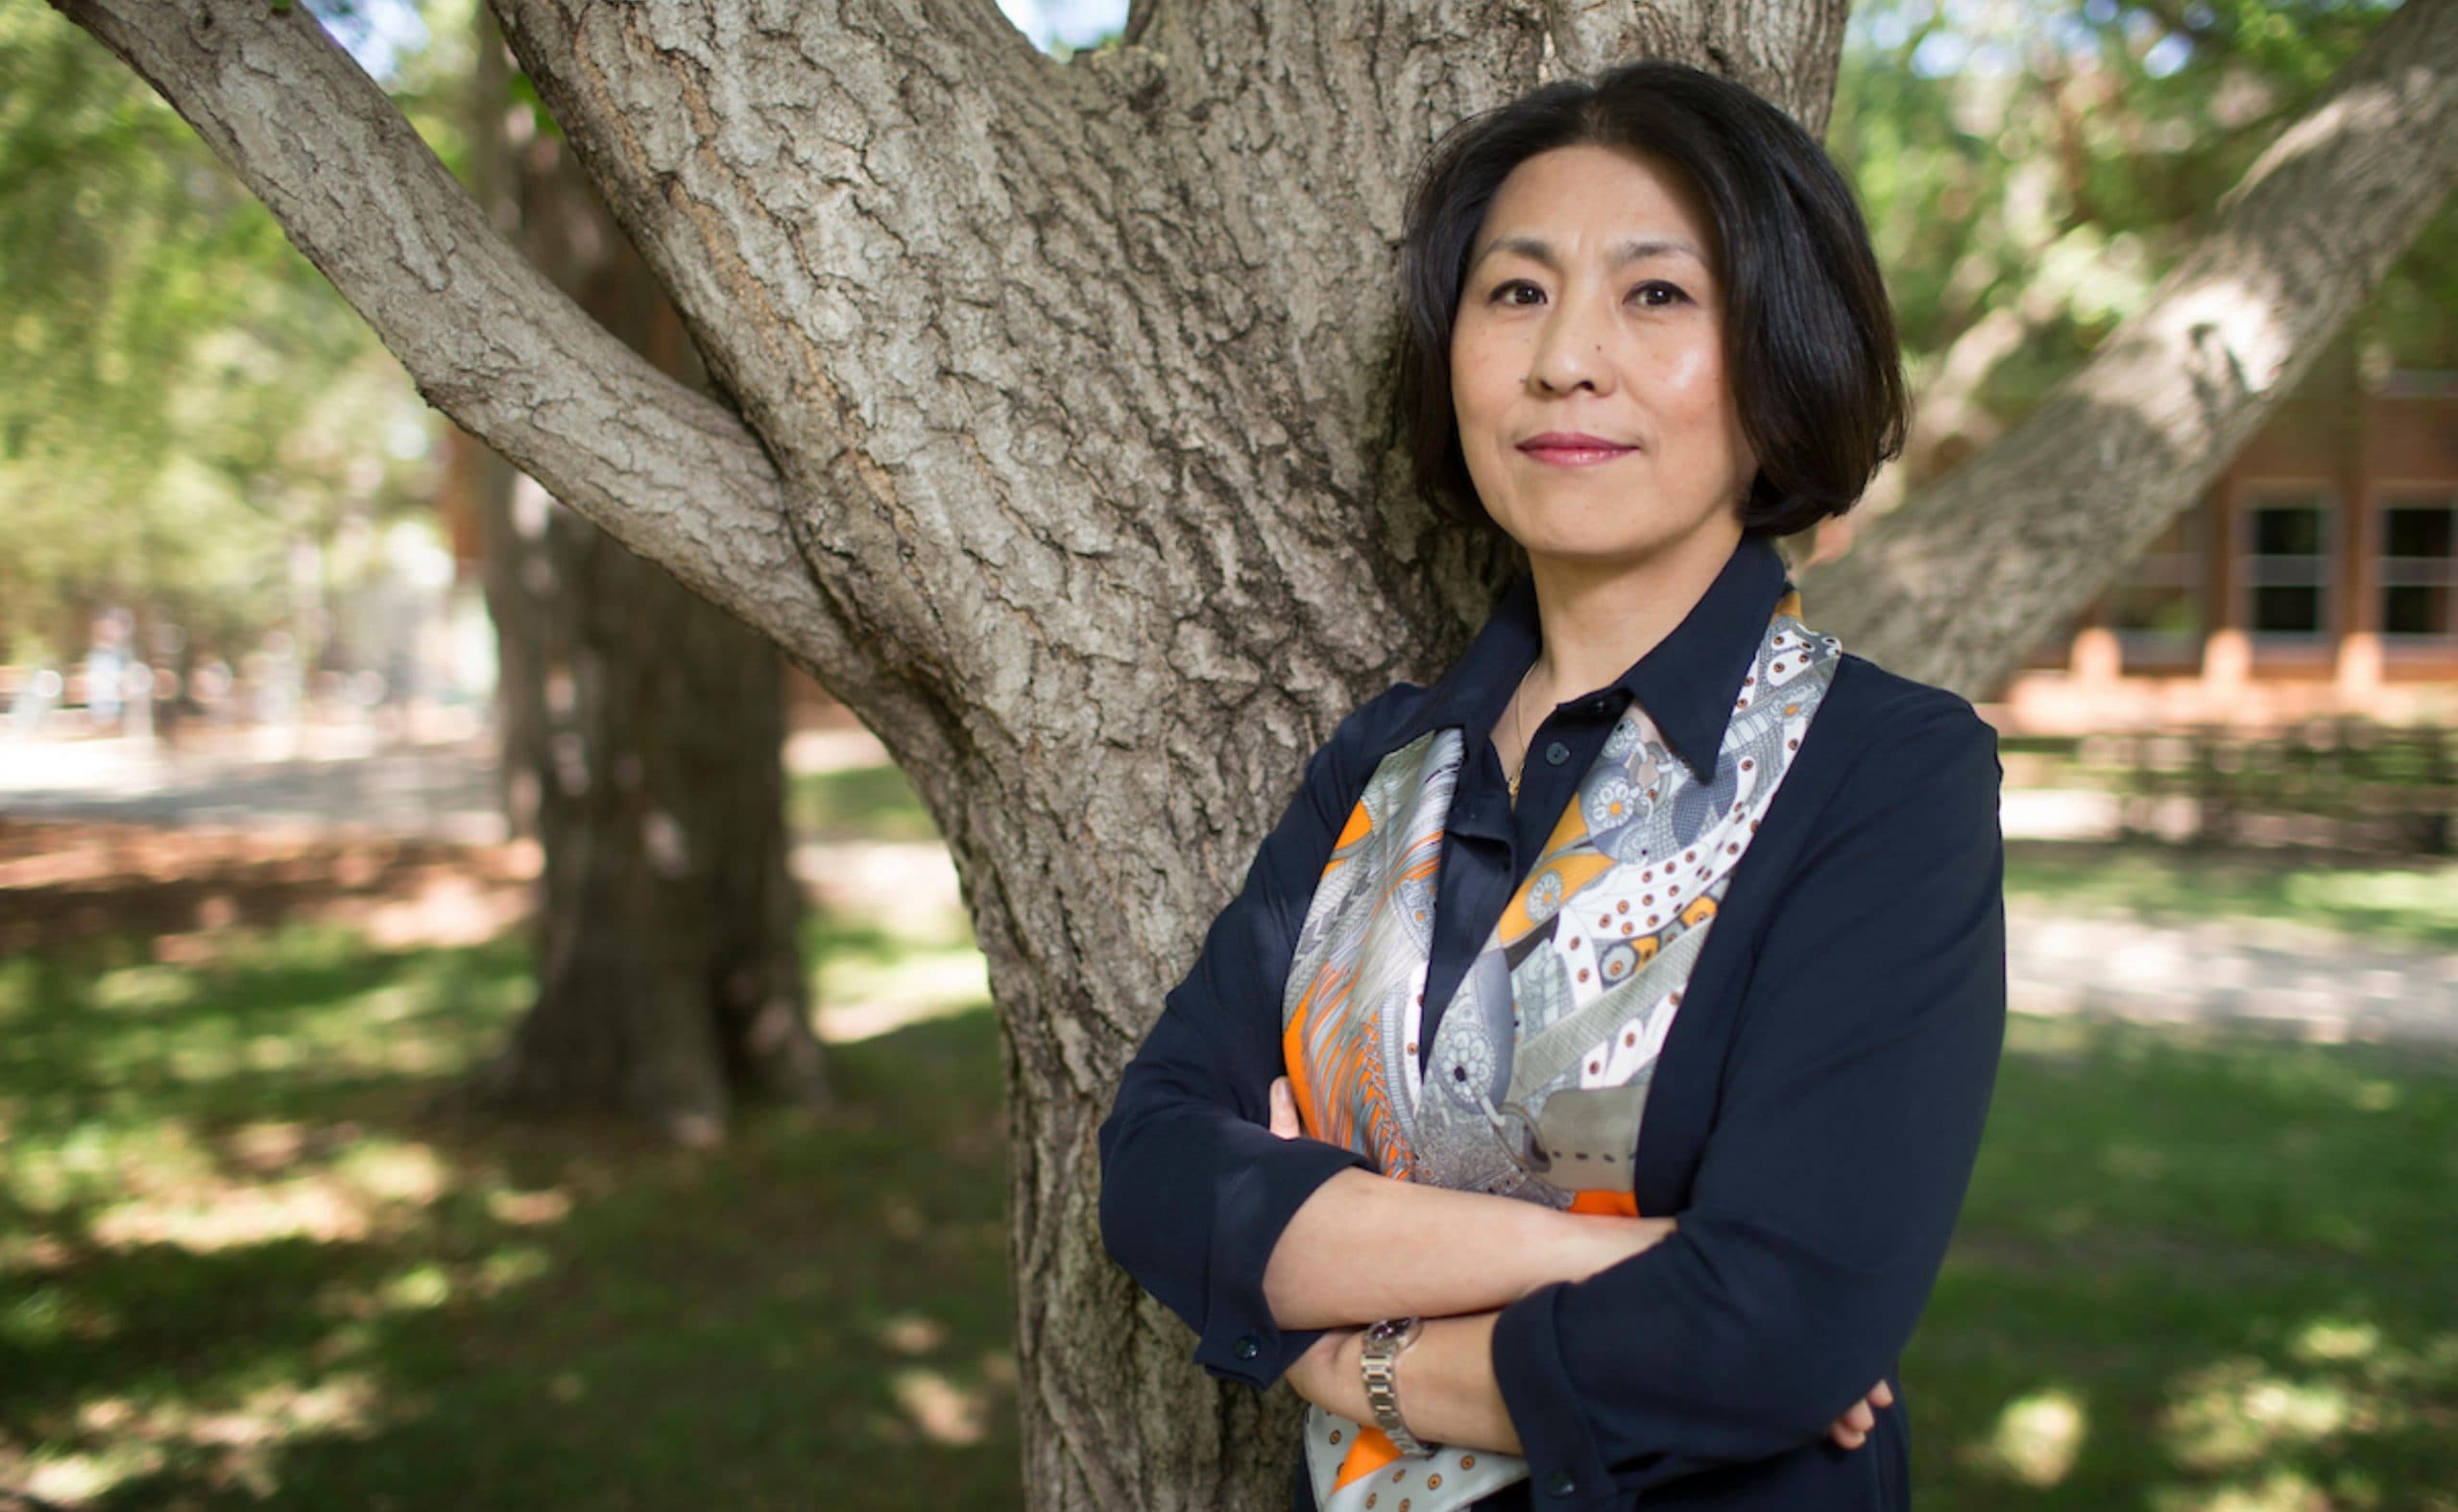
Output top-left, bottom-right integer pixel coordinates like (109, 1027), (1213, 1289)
(1, 921), (1015, 1511)
(2004, 839), (2458, 952)
(5, 791), (2457, 1507)
(1921, 1016), (2458, 1509)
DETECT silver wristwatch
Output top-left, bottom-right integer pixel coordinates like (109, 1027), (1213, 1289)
(1359, 1316), (1432, 1455)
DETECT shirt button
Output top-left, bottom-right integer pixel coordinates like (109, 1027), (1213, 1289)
(1544, 1468), (1578, 1497)
(1233, 1335), (1260, 1361)
(1545, 741), (1572, 766)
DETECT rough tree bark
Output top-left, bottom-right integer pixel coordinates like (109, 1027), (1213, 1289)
(52, 0), (2458, 1504)
(455, 17), (828, 1144)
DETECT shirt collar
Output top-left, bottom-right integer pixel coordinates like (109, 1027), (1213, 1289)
(1400, 532), (1791, 784)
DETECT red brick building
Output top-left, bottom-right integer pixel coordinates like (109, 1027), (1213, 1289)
(1987, 373), (2458, 733)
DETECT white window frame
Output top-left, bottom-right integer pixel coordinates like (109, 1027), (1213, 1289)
(2236, 485), (2337, 647)
(2374, 487), (2458, 646)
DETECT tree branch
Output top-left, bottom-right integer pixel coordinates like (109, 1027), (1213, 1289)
(1800, 0), (2458, 698)
(49, 0), (855, 682)
(1541, 0), (1846, 130)
(472, 0), (1509, 725)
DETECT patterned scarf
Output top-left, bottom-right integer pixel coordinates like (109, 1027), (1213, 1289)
(1281, 589), (1842, 1510)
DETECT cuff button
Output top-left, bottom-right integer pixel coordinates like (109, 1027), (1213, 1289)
(1232, 1335), (1261, 1361)
(1543, 1468), (1578, 1498)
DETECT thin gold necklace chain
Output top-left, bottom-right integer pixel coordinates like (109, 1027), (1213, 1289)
(1505, 661), (1539, 804)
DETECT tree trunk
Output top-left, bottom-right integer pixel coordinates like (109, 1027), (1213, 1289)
(459, 17), (827, 1143)
(50, 0), (2458, 1503)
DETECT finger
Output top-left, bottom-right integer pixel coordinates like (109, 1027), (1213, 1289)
(1829, 1423), (1867, 1450)
(1268, 1077), (1300, 1139)
(1845, 1401), (1875, 1434)
(1870, 1380), (1894, 1408)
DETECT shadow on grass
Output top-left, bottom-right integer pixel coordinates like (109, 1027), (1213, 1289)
(1910, 1014), (2458, 1507)
(0, 925), (1017, 1510)
(11, 886), (2458, 1506)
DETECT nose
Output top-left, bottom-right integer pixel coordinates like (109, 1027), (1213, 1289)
(1527, 297), (1615, 396)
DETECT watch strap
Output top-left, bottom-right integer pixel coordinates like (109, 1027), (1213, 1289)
(1360, 1316), (1431, 1455)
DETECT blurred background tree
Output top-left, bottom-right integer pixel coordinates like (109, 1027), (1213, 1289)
(1830, 0), (2458, 513)
(0, 2), (435, 680)
(1, 0), (822, 1140)
(449, 3), (826, 1140)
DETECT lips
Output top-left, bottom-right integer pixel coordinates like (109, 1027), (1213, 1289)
(1518, 431), (1637, 464)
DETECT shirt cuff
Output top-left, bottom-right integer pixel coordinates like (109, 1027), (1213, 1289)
(1190, 1127), (1372, 1389)
(1492, 1280), (1618, 1508)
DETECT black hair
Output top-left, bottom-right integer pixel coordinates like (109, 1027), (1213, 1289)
(1397, 60), (1909, 539)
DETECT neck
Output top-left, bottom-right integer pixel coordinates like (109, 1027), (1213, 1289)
(1523, 517), (1747, 706)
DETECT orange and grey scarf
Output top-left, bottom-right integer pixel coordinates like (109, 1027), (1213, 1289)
(1281, 590), (1842, 1510)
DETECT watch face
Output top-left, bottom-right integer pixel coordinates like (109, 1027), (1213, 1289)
(1367, 1317), (1421, 1352)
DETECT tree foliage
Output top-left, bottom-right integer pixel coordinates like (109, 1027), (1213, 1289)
(0, 5), (431, 664)
(1831, 0), (2456, 492)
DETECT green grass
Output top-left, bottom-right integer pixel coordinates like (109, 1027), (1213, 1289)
(8, 799), (2458, 1508)
(0, 924), (1016, 1511)
(1913, 1015), (2458, 1509)
(788, 762), (941, 844)
(11, 924), (2458, 1507)
(2004, 840), (2458, 951)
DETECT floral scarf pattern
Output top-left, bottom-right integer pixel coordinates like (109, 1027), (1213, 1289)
(1281, 590), (1842, 1510)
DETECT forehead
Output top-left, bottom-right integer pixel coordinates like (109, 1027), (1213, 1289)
(1477, 144), (1719, 262)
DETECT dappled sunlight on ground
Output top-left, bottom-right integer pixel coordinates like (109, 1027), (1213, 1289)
(0, 817), (537, 957)
(1917, 1013), (2458, 1508)
(890, 1365), (990, 1446)
(9, 786), (2458, 1505)
(0, 810), (1019, 1509)
(1968, 1386), (2087, 1488)
(13, 1372), (392, 1505)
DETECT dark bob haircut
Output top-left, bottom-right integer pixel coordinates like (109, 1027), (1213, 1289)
(1398, 60), (1909, 540)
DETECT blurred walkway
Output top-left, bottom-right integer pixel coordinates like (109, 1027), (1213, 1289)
(2006, 900), (2458, 1048)
(0, 726), (887, 847)
(0, 727), (504, 842)
(6, 728), (2453, 1048)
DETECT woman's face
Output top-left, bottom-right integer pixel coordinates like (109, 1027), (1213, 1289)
(1450, 144), (1755, 571)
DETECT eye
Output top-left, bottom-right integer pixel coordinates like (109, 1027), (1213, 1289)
(1488, 278), (1545, 306)
(1630, 280), (1690, 308)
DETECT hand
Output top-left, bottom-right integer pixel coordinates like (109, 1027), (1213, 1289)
(1284, 1323), (1359, 1412)
(1828, 1380), (1893, 1450)
(1269, 1075), (1301, 1139)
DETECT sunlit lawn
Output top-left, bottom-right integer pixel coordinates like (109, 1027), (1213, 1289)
(4, 780), (2456, 1508)
(2004, 838), (2458, 951)
(0, 917), (1016, 1511)
(1921, 1016), (2458, 1509)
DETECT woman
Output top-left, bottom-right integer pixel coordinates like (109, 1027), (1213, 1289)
(1096, 59), (2004, 1512)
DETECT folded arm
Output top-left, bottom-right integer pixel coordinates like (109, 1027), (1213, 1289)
(1472, 701), (2008, 1505)
(1263, 1081), (1889, 1456)
(1277, 701), (2004, 1495)
(1263, 1162), (1677, 1330)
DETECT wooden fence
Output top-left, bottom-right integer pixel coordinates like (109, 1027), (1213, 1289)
(2073, 720), (2458, 854)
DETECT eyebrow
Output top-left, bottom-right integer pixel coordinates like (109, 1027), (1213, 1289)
(1468, 233), (1707, 274)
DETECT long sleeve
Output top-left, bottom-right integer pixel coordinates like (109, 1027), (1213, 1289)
(1096, 690), (1417, 1391)
(1489, 694), (2008, 1505)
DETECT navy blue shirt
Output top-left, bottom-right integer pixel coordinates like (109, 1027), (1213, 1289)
(1096, 532), (2007, 1510)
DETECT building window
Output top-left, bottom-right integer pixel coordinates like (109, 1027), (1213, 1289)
(2378, 495), (2456, 641)
(2242, 492), (2334, 641)
(2109, 500), (2205, 655)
